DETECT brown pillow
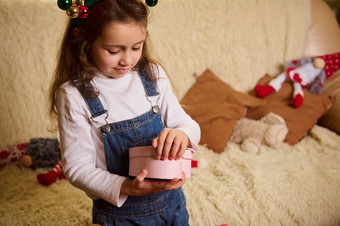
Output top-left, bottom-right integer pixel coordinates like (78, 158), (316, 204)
(246, 74), (333, 145)
(180, 69), (265, 153)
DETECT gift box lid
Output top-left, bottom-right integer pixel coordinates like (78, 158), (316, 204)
(129, 146), (193, 159)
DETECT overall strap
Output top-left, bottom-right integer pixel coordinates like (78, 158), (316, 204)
(73, 79), (107, 118)
(138, 68), (159, 97)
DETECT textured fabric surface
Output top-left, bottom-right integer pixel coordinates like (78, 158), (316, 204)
(0, 0), (66, 149)
(1, 125), (340, 225)
(185, 126), (340, 225)
(0, 166), (93, 226)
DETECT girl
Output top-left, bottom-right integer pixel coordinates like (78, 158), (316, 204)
(49, 0), (200, 225)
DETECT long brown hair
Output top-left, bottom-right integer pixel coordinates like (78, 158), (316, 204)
(48, 0), (158, 130)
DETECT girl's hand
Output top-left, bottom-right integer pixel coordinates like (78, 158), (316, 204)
(120, 169), (186, 196)
(152, 128), (189, 160)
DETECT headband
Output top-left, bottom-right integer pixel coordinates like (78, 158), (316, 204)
(57, 0), (158, 19)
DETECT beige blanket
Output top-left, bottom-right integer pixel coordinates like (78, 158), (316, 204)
(1, 126), (340, 225)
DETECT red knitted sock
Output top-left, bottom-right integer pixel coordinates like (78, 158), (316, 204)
(293, 93), (303, 108)
(255, 84), (275, 98)
(57, 170), (66, 180)
(37, 161), (63, 186)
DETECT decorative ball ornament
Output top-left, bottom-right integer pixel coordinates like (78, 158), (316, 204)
(66, 5), (80, 18)
(57, 0), (73, 10)
(58, 0), (157, 20)
(146, 0), (158, 7)
(78, 5), (89, 18)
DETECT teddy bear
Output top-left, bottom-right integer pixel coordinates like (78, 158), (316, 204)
(255, 52), (340, 108)
(229, 112), (288, 154)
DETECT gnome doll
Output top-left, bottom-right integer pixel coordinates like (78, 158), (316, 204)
(255, 52), (340, 108)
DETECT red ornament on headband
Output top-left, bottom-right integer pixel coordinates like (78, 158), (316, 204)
(57, 0), (93, 19)
(58, 0), (157, 19)
(78, 5), (89, 18)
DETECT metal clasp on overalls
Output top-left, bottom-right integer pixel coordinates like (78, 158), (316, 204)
(91, 110), (111, 134)
(145, 93), (160, 114)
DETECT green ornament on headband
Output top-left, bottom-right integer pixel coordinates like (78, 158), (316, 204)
(146, 0), (158, 7)
(57, 0), (98, 18)
(58, 0), (157, 19)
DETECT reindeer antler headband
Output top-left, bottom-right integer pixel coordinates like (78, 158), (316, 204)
(57, 0), (158, 19)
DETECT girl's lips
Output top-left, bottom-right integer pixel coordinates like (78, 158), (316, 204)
(115, 68), (129, 74)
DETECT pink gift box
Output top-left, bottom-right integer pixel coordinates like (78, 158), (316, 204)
(129, 146), (193, 179)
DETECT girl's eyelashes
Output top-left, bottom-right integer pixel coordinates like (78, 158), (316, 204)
(107, 47), (141, 55)
(108, 50), (119, 55)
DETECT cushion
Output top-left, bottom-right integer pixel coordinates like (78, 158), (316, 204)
(303, 0), (340, 57)
(318, 70), (340, 134)
(180, 69), (265, 153)
(246, 74), (333, 145)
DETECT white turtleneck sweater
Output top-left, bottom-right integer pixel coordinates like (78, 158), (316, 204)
(56, 65), (200, 207)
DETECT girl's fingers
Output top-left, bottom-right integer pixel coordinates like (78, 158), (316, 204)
(152, 138), (158, 148)
(155, 131), (165, 159)
(153, 129), (189, 160)
(175, 144), (186, 160)
(169, 136), (183, 160)
(164, 172), (186, 190)
(162, 133), (176, 160)
(136, 169), (147, 184)
(156, 129), (172, 160)
(152, 139), (161, 159)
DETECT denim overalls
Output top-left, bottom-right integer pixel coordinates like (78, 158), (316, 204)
(74, 69), (189, 226)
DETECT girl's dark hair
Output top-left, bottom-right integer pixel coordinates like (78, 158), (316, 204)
(48, 0), (158, 130)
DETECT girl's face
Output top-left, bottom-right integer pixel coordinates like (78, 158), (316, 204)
(90, 21), (146, 78)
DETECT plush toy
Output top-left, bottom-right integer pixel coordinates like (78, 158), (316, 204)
(230, 112), (288, 154)
(25, 138), (61, 169)
(0, 142), (30, 168)
(0, 138), (66, 185)
(25, 138), (67, 186)
(255, 52), (340, 108)
(1, 138), (61, 168)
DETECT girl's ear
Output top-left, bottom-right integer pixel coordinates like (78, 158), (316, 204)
(73, 28), (80, 38)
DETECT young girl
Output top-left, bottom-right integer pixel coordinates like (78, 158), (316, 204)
(49, 0), (200, 225)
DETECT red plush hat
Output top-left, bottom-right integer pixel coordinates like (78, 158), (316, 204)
(318, 52), (340, 78)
